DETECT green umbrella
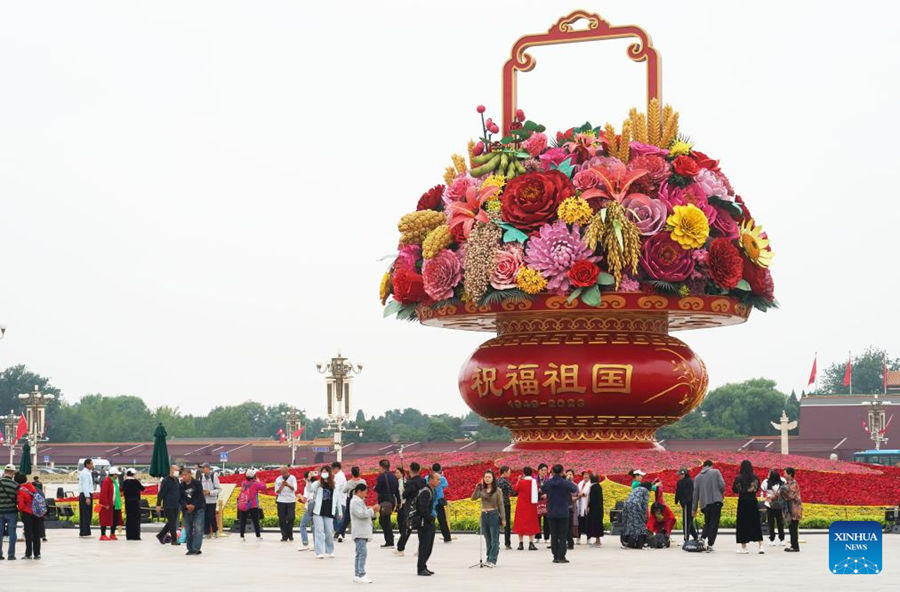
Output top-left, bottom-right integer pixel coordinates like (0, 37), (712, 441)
(19, 441), (31, 475)
(149, 423), (170, 478)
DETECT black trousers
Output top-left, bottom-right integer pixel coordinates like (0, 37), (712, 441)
(767, 508), (785, 541)
(788, 519), (799, 550)
(21, 513), (42, 557)
(503, 503), (511, 547)
(238, 508), (261, 537)
(701, 502), (722, 547)
(680, 502), (698, 540)
(549, 516), (568, 560)
(78, 494), (92, 536)
(538, 514), (550, 540)
(124, 498), (141, 540)
(158, 507), (179, 542)
(204, 502), (218, 534)
(417, 518), (435, 572)
(277, 501), (296, 540)
(436, 502), (451, 542)
(396, 503), (412, 552)
(378, 501), (394, 545)
(101, 511), (120, 537)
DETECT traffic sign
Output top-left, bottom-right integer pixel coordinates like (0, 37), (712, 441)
(219, 452), (228, 462)
(43, 455), (49, 463)
(312, 447), (330, 453)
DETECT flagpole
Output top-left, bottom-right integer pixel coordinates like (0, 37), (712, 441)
(849, 350), (853, 395)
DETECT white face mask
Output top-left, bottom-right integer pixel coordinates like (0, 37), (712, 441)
(321, 472), (330, 479)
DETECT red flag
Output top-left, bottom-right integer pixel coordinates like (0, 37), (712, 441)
(0, 430), (5, 445)
(292, 426), (304, 439)
(842, 354), (852, 388)
(807, 355), (817, 386)
(277, 427), (285, 443)
(14, 413), (27, 444)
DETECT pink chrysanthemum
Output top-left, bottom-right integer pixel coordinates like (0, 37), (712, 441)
(524, 221), (598, 293)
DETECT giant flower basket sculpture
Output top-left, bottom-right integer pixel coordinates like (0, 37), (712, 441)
(381, 11), (775, 449)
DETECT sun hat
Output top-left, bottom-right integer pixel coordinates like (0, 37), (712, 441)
(246, 468), (257, 478)
(109, 466), (121, 475)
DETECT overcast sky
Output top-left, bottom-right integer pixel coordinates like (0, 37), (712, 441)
(0, 1), (898, 419)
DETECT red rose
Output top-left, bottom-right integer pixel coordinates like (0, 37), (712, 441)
(672, 155), (700, 177)
(500, 170), (575, 232)
(568, 260), (600, 288)
(707, 238), (743, 289)
(742, 258), (775, 300)
(417, 184), (445, 211)
(691, 150), (719, 172)
(391, 268), (429, 305)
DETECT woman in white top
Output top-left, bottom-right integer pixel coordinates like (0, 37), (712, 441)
(576, 470), (592, 544)
(308, 465), (343, 558)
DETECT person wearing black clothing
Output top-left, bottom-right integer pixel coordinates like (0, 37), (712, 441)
(761, 469), (785, 546)
(395, 462), (425, 555)
(497, 465), (515, 550)
(155, 465), (181, 545)
(373, 459), (399, 547)
(32, 476), (47, 543)
(733, 460), (764, 554)
(536, 463), (550, 543)
(541, 464), (578, 563)
(416, 472), (439, 576)
(179, 467), (205, 555)
(674, 468), (697, 541)
(122, 469), (145, 540)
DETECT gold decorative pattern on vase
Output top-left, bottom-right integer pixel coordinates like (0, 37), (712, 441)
(643, 347), (707, 406)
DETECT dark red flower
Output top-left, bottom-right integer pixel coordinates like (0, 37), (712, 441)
(500, 170), (574, 232)
(742, 258), (774, 300)
(672, 155), (700, 178)
(417, 184), (445, 211)
(391, 268), (429, 305)
(734, 195), (752, 220)
(568, 260), (600, 288)
(707, 238), (743, 289)
(691, 150), (719, 172)
(556, 128), (575, 144)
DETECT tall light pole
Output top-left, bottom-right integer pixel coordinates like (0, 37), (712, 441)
(316, 352), (364, 463)
(864, 394), (892, 450)
(281, 407), (302, 466)
(0, 411), (18, 464)
(18, 385), (54, 471)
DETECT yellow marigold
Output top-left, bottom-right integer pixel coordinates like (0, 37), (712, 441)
(557, 196), (594, 225)
(668, 138), (692, 157)
(422, 224), (452, 259)
(516, 267), (548, 294)
(480, 174), (506, 194)
(379, 271), (391, 304)
(739, 219), (774, 268)
(667, 204), (709, 250)
(484, 198), (501, 214)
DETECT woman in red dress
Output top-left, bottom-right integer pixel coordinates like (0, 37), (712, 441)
(513, 466), (540, 551)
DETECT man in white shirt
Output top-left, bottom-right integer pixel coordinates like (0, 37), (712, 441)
(274, 466), (297, 542)
(78, 458), (95, 537)
(331, 461), (347, 542)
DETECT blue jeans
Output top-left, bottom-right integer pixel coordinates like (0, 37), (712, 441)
(0, 512), (17, 557)
(299, 508), (312, 545)
(481, 509), (500, 564)
(354, 537), (368, 577)
(183, 509), (204, 552)
(313, 514), (335, 555)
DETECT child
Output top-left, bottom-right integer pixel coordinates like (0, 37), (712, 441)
(349, 483), (379, 584)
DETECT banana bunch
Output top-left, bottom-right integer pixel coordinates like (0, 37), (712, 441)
(469, 150), (528, 179)
(398, 210), (445, 246)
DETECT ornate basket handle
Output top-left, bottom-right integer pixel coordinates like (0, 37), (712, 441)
(502, 11), (660, 136)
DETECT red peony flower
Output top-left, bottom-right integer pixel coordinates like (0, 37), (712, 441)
(691, 150), (719, 172)
(672, 155), (700, 177)
(742, 258), (775, 300)
(568, 259), (600, 287)
(707, 238), (743, 289)
(628, 154), (671, 195)
(640, 233), (695, 282)
(500, 170), (575, 232)
(391, 267), (429, 305)
(417, 184), (445, 211)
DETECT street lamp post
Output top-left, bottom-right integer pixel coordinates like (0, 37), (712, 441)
(281, 408), (302, 466)
(864, 394), (892, 450)
(0, 411), (18, 464)
(18, 385), (54, 472)
(316, 352), (364, 463)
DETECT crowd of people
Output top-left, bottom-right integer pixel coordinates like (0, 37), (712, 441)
(0, 455), (805, 579)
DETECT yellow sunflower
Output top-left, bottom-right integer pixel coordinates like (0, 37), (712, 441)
(739, 219), (774, 268)
(667, 204), (709, 249)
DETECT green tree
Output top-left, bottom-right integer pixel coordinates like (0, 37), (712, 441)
(0, 365), (63, 435)
(821, 346), (899, 395)
(52, 394), (153, 441)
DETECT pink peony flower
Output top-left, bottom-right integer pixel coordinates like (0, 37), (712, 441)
(658, 182), (718, 226)
(639, 233), (695, 282)
(421, 248), (462, 301)
(622, 194), (668, 236)
(629, 141), (669, 158)
(443, 175), (479, 207)
(619, 275), (641, 292)
(395, 245), (421, 271)
(628, 155), (670, 196)
(538, 147), (570, 171)
(693, 168), (732, 200)
(524, 221), (598, 293)
(572, 168), (603, 190)
(522, 132), (548, 157)
(711, 208), (739, 239)
(490, 243), (525, 290)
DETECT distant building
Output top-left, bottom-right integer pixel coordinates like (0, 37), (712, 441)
(797, 393), (899, 458)
(886, 370), (900, 394)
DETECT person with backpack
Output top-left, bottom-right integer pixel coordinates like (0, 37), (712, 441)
(122, 468), (145, 540)
(0, 464), (19, 559)
(413, 472), (440, 576)
(692, 459), (726, 553)
(431, 463), (452, 544)
(394, 461), (425, 556)
(16, 472), (44, 559)
(673, 468), (698, 542)
(373, 459), (399, 548)
(200, 463), (221, 538)
(308, 464), (343, 558)
(237, 468), (266, 540)
(349, 482), (379, 584)
(156, 464), (181, 545)
(98, 467), (124, 541)
(761, 469), (786, 546)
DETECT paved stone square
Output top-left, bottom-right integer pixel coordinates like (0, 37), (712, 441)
(3, 528), (895, 589)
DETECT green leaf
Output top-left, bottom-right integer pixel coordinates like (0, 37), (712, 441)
(600, 208), (608, 224)
(580, 285), (602, 307)
(498, 222), (529, 244)
(535, 124), (546, 132)
(735, 279), (751, 292)
(383, 299), (403, 318)
(574, 121), (592, 133)
(597, 272), (615, 287)
(511, 128), (531, 138)
(566, 287), (584, 303)
(551, 156), (576, 179)
(396, 305), (418, 321)
(709, 196), (744, 219)
(523, 120), (540, 132)
(613, 220), (624, 250)
(514, 151), (531, 159)
(500, 136), (516, 144)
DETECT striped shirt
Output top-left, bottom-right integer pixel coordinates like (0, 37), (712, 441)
(0, 477), (18, 513)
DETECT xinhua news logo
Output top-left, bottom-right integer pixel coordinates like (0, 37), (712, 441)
(829, 521), (882, 574)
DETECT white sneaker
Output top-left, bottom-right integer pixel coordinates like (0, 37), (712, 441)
(316, 554), (325, 559)
(485, 562), (495, 568)
(767, 540), (776, 546)
(358, 576), (373, 584)
(327, 553), (335, 558)
(392, 550), (404, 556)
(758, 547), (765, 554)
(778, 540), (786, 546)
(299, 545), (310, 551)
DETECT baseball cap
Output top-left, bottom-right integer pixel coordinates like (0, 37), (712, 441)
(631, 469), (646, 476)
(3, 464), (15, 472)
